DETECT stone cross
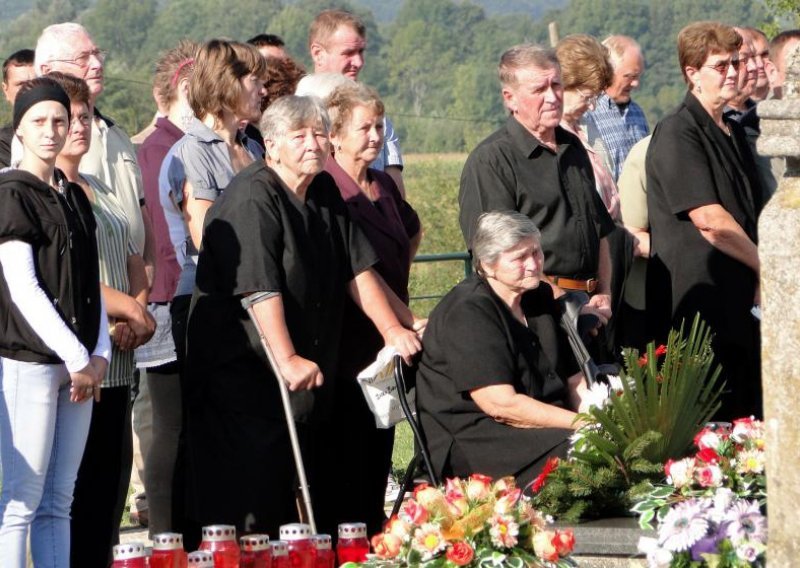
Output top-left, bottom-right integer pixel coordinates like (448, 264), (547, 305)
(756, 43), (800, 567)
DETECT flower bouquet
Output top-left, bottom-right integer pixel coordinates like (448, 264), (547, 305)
(530, 316), (724, 521)
(632, 417), (767, 529)
(632, 418), (767, 566)
(638, 491), (767, 567)
(350, 474), (578, 567)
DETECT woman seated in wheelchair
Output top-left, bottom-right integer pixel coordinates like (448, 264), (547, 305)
(416, 211), (592, 488)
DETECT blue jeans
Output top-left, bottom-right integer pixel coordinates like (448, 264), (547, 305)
(0, 358), (93, 568)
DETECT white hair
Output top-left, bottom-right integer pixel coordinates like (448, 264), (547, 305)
(295, 72), (356, 101)
(34, 23), (92, 76)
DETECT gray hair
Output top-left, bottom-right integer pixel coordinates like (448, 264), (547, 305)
(498, 43), (559, 87)
(602, 35), (642, 68)
(471, 211), (541, 277)
(260, 95), (331, 144)
(35, 23), (92, 75)
(295, 72), (356, 100)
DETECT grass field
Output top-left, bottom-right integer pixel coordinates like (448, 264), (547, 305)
(391, 153), (468, 476)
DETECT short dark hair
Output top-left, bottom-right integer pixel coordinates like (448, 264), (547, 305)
(45, 71), (91, 106)
(3, 49), (35, 83)
(247, 34), (285, 48)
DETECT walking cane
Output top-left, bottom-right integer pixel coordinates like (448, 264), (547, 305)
(241, 291), (317, 533)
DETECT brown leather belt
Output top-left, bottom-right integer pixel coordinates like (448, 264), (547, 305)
(547, 275), (598, 293)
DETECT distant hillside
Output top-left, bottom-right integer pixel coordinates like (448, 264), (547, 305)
(1, 0), (34, 21)
(350, 0), (566, 21)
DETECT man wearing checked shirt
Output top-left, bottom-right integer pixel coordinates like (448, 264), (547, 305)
(583, 35), (649, 181)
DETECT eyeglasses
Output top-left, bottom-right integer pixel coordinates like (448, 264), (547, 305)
(703, 58), (740, 74)
(576, 88), (598, 107)
(50, 48), (108, 68)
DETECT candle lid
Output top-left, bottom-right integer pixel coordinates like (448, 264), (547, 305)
(279, 523), (312, 541)
(201, 524), (236, 542)
(113, 542), (146, 559)
(187, 550), (214, 566)
(153, 532), (184, 550)
(339, 522), (367, 539)
(313, 534), (332, 550)
(270, 540), (289, 556)
(240, 533), (270, 551)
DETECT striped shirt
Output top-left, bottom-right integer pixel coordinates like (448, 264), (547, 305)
(583, 93), (649, 182)
(84, 174), (138, 388)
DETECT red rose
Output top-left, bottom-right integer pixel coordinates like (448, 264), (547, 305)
(530, 457), (559, 493)
(696, 447), (720, 464)
(446, 540), (474, 566)
(552, 529), (576, 556)
(403, 499), (429, 524)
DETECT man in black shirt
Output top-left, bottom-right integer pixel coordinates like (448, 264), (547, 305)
(1, 49), (35, 168)
(459, 43), (615, 323)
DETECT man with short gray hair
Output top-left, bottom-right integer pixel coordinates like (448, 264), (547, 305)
(583, 35), (649, 181)
(459, 43), (615, 325)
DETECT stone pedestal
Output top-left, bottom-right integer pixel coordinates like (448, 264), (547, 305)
(756, 44), (800, 568)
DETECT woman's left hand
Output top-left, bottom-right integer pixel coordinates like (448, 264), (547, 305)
(385, 326), (422, 364)
(412, 317), (428, 338)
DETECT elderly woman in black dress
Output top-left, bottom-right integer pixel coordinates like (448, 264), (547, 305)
(183, 95), (421, 539)
(416, 211), (590, 487)
(646, 22), (763, 420)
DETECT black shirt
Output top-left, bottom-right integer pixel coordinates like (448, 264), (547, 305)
(459, 116), (615, 280)
(0, 169), (101, 363)
(416, 275), (576, 481)
(0, 125), (13, 169)
(186, 162), (377, 422)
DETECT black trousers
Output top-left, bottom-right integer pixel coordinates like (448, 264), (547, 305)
(70, 385), (132, 568)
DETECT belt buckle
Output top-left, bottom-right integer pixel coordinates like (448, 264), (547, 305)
(586, 278), (598, 293)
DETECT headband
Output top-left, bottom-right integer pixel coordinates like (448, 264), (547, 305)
(171, 58), (195, 87)
(13, 81), (71, 131)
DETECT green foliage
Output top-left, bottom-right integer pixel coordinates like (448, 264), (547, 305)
(531, 316), (724, 521)
(0, 0), (777, 146)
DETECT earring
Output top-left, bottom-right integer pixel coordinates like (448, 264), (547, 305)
(696, 84), (702, 94)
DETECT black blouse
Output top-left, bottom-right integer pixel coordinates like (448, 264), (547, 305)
(186, 162), (378, 422)
(416, 275), (576, 480)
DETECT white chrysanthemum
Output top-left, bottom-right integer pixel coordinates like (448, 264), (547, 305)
(658, 501), (709, 552)
(638, 537), (673, 568)
(733, 449), (765, 474)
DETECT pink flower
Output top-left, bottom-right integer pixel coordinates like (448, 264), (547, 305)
(465, 474), (492, 501)
(402, 499), (428, 524)
(446, 541), (474, 566)
(371, 533), (403, 559)
(494, 488), (522, 515)
(693, 428), (723, 451)
(489, 514), (519, 549)
(532, 530), (559, 561)
(384, 515), (412, 539)
(552, 529), (575, 556)
(665, 457), (696, 488)
(696, 447), (721, 465)
(695, 464), (723, 488)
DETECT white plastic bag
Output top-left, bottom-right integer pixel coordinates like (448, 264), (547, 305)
(356, 346), (415, 429)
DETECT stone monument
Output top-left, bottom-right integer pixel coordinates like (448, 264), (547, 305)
(756, 43), (800, 567)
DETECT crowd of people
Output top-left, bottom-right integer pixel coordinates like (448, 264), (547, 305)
(0, 8), (795, 566)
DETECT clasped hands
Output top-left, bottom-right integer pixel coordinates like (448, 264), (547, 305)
(112, 302), (156, 351)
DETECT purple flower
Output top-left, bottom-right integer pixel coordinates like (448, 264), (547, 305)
(690, 534), (720, 561)
(658, 500), (709, 552)
(725, 499), (767, 544)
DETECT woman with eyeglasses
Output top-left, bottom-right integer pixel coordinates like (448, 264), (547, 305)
(556, 34), (620, 220)
(556, 34), (643, 357)
(645, 22), (764, 421)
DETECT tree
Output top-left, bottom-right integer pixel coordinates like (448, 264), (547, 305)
(81, 0), (157, 69)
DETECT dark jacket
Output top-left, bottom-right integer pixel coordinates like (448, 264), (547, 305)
(0, 169), (101, 363)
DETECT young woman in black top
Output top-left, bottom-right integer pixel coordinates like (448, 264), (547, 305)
(0, 77), (109, 567)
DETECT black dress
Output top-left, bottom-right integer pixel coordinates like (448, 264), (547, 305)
(416, 276), (576, 487)
(646, 92), (763, 420)
(324, 159), (421, 536)
(183, 162), (377, 539)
